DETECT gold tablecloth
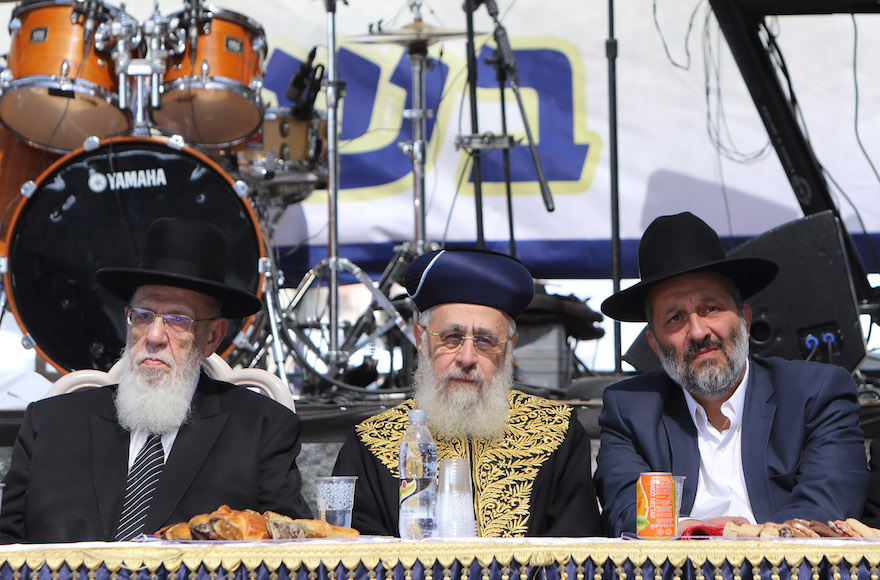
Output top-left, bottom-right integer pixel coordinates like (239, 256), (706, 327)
(2, 538), (880, 580)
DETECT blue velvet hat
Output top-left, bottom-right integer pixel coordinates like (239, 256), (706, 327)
(404, 249), (535, 318)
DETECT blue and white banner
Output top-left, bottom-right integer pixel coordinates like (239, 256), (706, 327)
(2, 0), (879, 283)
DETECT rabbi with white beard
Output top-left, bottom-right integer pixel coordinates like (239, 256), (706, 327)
(0, 218), (311, 543)
(332, 249), (601, 537)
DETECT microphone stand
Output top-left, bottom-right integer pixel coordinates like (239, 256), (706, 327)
(607, 0), (622, 373)
(487, 14), (554, 213)
(485, 49), (517, 257)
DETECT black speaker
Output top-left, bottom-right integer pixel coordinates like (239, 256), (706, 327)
(623, 211), (866, 372)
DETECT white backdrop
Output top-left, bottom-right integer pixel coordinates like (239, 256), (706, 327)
(1, 1), (878, 274)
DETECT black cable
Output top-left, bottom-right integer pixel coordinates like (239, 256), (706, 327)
(652, 0), (702, 71)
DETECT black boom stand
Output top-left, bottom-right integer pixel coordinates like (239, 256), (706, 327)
(459, 0), (555, 253)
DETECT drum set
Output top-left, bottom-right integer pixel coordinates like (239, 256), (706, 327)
(0, 0), (482, 399)
(0, 0), (328, 378)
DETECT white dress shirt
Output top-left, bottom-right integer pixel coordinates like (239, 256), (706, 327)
(681, 361), (757, 523)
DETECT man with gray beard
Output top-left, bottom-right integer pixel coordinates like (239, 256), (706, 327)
(0, 218), (311, 543)
(333, 249), (601, 537)
(595, 212), (868, 537)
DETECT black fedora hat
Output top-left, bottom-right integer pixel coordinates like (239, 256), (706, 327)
(600, 212), (778, 322)
(96, 217), (262, 319)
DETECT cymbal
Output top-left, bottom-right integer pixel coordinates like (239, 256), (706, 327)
(347, 20), (480, 48)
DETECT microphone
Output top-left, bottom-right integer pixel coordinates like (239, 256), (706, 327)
(184, 0), (202, 55)
(286, 47), (317, 103)
(480, 0), (500, 18)
(77, 0), (100, 57)
(291, 63), (324, 119)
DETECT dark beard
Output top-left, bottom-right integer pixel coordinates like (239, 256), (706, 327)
(657, 319), (749, 399)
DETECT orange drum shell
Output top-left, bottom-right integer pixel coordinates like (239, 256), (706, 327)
(0, 126), (61, 238)
(7, 4), (118, 91)
(165, 16), (263, 87)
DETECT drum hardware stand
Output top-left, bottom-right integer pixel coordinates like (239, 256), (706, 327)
(274, 0), (414, 389)
(258, 256), (291, 390)
(101, 3), (175, 136)
(96, 5), (141, 112)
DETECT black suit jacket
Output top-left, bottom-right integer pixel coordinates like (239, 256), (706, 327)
(0, 373), (311, 543)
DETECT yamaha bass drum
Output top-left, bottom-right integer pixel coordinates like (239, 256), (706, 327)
(3, 136), (266, 372)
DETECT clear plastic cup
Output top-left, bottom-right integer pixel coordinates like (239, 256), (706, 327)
(315, 476), (357, 528)
(672, 475), (686, 531)
(436, 458), (477, 537)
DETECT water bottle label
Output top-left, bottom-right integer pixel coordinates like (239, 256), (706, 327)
(399, 477), (432, 503)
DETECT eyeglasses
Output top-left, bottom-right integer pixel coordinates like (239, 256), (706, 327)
(126, 307), (220, 334)
(424, 327), (510, 355)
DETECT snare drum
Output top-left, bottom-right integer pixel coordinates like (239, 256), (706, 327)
(0, 0), (132, 152)
(3, 136), (265, 372)
(153, 7), (266, 148)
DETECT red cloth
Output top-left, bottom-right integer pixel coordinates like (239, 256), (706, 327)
(680, 524), (726, 538)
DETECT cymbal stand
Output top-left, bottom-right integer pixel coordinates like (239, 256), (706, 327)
(278, 0), (414, 383)
(398, 2), (433, 256)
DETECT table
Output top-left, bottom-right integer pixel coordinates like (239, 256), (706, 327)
(2, 538), (880, 580)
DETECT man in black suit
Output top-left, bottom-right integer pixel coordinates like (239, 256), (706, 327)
(0, 218), (311, 543)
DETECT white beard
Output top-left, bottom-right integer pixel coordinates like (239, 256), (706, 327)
(114, 340), (204, 434)
(413, 343), (513, 440)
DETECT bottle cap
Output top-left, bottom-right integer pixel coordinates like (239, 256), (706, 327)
(408, 409), (427, 422)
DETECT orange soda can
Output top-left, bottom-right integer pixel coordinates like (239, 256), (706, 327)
(636, 472), (677, 539)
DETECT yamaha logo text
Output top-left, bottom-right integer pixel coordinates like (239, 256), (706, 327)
(88, 168), (168, 193)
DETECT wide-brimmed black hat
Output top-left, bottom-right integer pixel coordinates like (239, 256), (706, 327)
(96, 217), (262, 318)
(404, 249), (535, 318)
(600, 212), (778, 322)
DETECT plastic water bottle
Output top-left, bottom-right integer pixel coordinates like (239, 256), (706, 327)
(398, 408), (437, 539)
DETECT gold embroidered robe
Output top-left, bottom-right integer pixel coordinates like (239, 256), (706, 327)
(333, 391), (601, 537)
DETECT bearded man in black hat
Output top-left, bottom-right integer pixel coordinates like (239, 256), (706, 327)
(595, 212), (868, 537)
(0, 218), (311, 543)
(332, 249), (601, 537)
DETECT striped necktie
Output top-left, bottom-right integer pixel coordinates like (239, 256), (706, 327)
(115, 433), (165, 541)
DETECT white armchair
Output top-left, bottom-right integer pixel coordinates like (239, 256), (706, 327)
(46, 354), (295, 411)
